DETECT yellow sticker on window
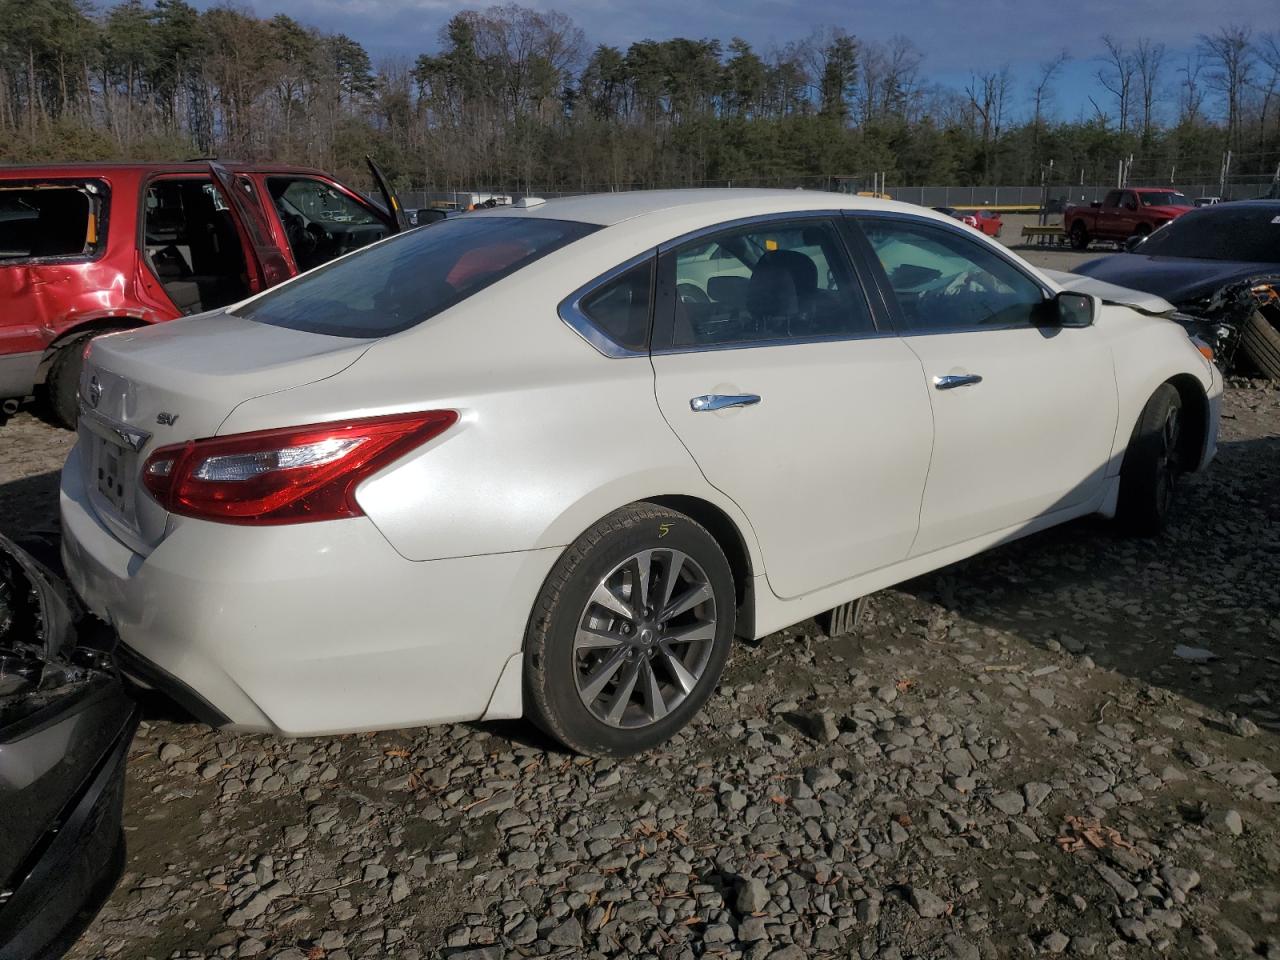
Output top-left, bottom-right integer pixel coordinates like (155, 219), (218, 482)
(765, 239), (778, 251)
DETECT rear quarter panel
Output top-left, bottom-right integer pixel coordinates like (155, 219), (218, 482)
(216, 229), (766, 568)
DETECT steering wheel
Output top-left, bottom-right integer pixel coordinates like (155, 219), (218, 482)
(677, 283), (710, 304)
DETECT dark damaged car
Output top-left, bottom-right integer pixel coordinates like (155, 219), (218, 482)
(1072, 200), (1280, 378)
(0, 535), (137, 960)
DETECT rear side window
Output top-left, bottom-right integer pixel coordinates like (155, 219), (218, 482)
(666, 218), (872, 348)
(0, 182), (108, 264)
(579, 259), (653, 352)
(235, 216), (599, 338)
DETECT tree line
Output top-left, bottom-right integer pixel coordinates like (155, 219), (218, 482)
(1, 0), (1278, 195)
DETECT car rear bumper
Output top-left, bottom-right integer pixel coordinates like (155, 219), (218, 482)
(59, 447), (559, 735)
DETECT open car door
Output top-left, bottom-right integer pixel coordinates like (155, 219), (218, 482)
(208, 162), (292, 291)
(365, 155), (407, 233)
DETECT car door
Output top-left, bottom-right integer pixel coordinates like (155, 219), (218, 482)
(1116, 191), (1140, 237)
(365, 155), (408, 232)
(650, 215), (934, 600)
(209, 163), (292, 291)
(848, 214), (1117, 556)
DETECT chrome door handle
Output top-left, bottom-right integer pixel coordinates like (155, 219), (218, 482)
(933, 374), (983, 390)
(690, 394), (761, 412)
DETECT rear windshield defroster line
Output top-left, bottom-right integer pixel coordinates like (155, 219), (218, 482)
(233, 216), (600, 338)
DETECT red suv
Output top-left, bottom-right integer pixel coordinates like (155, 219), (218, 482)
(0, 159), (406, 426)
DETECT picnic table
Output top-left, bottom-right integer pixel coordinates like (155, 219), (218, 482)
(1021, 224), (1067, 246)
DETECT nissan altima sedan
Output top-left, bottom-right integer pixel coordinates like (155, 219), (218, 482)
(59, 190), (1222, 757)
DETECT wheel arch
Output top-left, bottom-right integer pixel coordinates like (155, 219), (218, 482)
(35, 315), (148, 382)
(1164, 372), (1210, 471)
(645, 494), (757, 641)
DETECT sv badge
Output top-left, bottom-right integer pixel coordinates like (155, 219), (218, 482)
(156, 412), (180, 426)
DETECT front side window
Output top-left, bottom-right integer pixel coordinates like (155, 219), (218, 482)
(0, 182), (107, 264)
(579, 259), (653, 352)
(667, 218), (872, 347)
(859, 218), (1045, 332)
(1139, 191), (1188, 207)
(267, 177), (389, 272)
(235, 215), (599, 338)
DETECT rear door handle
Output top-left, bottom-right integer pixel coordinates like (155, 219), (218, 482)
(690, 394), (761, 412)
(933, 374), (983, 390)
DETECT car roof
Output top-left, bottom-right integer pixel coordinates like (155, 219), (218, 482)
(0, 161), (334, 178)
(464, 188), (918, 228)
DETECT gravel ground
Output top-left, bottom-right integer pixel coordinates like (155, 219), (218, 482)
(1, 380), (1278, 960)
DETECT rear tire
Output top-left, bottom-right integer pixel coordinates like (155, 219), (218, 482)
(1116, 384), (1183, 536)
(46, 334), (96, 430)
(1069, 221), (1090, 250)
(523, 503), (736, 758)
(1240, 309), (1280, 381)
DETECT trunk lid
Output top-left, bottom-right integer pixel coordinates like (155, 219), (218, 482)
(76, 312), (372, 554)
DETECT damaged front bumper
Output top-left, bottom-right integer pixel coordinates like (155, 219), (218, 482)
(1173, 276), (1280, 371)
(0, 533), (138, 960)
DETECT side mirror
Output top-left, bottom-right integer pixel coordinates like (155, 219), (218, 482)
(1122, 234), (1144, 252)
(1051, 291), (1097, 328)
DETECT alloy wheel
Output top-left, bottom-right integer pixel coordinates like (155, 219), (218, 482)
(573, 548), (717, 729)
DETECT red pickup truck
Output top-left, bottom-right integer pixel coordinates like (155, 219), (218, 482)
(0, 159), (406, 426)
(1064, 188), (1193, 250)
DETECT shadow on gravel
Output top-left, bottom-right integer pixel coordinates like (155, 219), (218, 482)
(900, 435), (1280, 729)
(0, 469), (61, 536)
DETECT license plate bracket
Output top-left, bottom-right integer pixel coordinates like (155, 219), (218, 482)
(94, 436), (130, 514)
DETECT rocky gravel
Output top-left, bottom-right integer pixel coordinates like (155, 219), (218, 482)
(0, 382), (1277, 960)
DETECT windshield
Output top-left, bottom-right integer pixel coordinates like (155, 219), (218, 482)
(234, 216), (598, 337)
(1137, 205), (1280, 263)
(1139, 191), (1189, 207)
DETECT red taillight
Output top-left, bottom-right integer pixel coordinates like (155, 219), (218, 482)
(141, 411), (457, 525)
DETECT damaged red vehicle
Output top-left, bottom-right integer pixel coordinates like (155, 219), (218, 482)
(0, 159), (406, 427)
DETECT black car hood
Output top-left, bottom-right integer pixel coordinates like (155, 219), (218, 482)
(1073, 254), (1279, 305)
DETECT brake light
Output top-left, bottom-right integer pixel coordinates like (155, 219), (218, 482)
(141, 411), (457, 525)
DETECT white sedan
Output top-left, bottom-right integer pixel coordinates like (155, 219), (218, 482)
(59, 190), (1221, 757)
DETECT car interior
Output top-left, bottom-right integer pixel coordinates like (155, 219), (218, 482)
(0, 186), (98, 261)
(266, 177), (388, 272)
(143, 179), (251, 315)
(861, 221), (1040, 330)
(672, 224), (868, 345)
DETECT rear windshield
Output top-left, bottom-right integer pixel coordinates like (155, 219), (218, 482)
(1138, 205), (1280, 263)
(0, 182), (107, 263)
(235, 215), (599, 337)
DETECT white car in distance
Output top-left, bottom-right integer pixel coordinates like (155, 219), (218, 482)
(60, 190), (1221, 757)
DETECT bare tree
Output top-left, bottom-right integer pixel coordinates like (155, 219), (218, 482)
(1200, 25), (1254, 149)
(1254, 33), (1280, 154)
(1096, 35), (1136, 132)
(965, 65), (1011, 181)
(1133, 38), (1165, 140)
(1177, 52), (1206, 124)
(1031, 49), (1070, 129)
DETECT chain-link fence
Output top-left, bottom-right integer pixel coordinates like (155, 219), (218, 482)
(398, 173), (1280, 213)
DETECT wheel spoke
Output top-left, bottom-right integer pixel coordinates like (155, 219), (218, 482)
(574, 624), (625, 652)
(659, 645), (699, 694)
(629, 552), (652, 612)
(579, 646), (629, 701)
(603, 659), (641, 724)
(661, 581), (712, 621)
(641, 659), (668, 721)
(589, 581), (633, 621)
(663, 621), (716, 645)
(655, 550), (687, 613)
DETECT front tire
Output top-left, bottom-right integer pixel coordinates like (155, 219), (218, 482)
(524, 503), (736, 758)
(1116, 384), (1183, 536)
(1069, 220), (1090, 250)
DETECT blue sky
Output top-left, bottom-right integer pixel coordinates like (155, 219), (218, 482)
(191, 0), (1274, 121)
